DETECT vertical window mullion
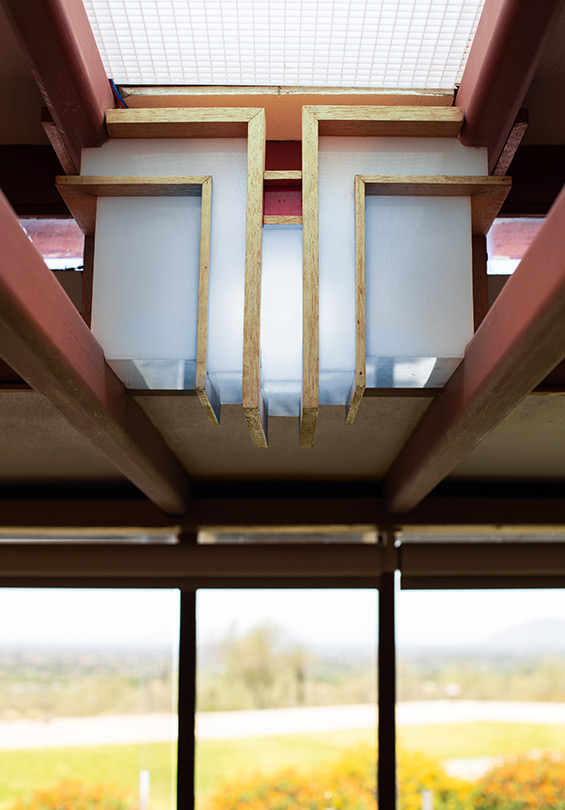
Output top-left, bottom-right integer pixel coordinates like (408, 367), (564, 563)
(177, 588), (197, 810)
(378, 569), (396, 809)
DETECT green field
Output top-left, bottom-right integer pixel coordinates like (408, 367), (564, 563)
(1, 723), (563, 810)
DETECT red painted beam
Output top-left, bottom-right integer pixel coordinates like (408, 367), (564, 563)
(0, 191), (191, 514)
(385, 184), (565, 513)
(456, 0), (563, 174)
(1, 0), (114, 173)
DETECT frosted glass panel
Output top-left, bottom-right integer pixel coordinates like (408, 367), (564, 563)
(260, 225), (303, 417)
(92, 196), (201, 389)
(365, 196), (473, 386)
(84, 140), (247, 398)
(318, 138), (483, 391)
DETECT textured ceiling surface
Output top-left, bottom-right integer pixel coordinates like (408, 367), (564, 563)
(449, 395), (565, 480)
(0, 392), (127, 483)
(135, 395), (434, 480)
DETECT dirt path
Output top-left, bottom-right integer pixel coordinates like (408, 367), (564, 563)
(0, 700), (564, 749)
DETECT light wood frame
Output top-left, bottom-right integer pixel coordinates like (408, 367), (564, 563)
(352, 174), (511, 424)
(56, 174), (219, 424)
(301, 105), (465, 447)
(61, 108), (267, 437)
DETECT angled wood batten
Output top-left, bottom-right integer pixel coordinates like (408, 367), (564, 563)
(352, 175), (511, 422)
(56, 174), (217, 424)
(85, 108), (266, 437)
(242, 110), (268, 447)
(301, 106), (465, 444)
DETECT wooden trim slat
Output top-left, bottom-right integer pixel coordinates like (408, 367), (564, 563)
(263, 215), (302, 225)
(300, 107), (320, 448)
(243, 110), (268, 447)
(0, 191), (191, 515)
(106, 107), (262, 139)
(264, 170), (302, 185)
(362, 175), (512, 236)
(346, 175), (366, 424)
(308, 105), (463, 137)
(194, 177), (219, 427)
(56, 175), (208, 235)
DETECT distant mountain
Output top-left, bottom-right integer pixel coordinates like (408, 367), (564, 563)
(485, 619), (565, 651)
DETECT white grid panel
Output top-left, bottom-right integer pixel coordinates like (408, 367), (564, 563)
(83, 0), (485, 88)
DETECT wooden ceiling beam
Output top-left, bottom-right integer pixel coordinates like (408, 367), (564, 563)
(0, 494), (563, 532)
(1, 0), (114, 173)
(456, 0), (563, 174)
(384, 184), (565, 513)
(0, 191), (191, 514)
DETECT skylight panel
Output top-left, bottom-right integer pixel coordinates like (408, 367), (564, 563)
(83, 0), (485, 89)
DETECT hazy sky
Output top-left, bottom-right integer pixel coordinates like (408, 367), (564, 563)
(0, 586), (564, 649)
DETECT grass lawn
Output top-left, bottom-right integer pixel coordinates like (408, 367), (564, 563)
(1, 723), (564, 809)
(398, 722), (565, 761)
(0, 742), (175, 810)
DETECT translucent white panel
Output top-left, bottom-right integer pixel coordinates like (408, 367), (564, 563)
(84, 140), (247, 399)
(83, 0), (484, 89)
(318, 138), (483, 392)
(92, 196), (201, 389)
(365, 197), (473, 386)
(260, 225), (303, 417)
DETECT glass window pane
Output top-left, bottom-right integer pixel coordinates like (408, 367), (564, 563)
(196, 589), (377, 809)
(487, 218), (545, 275)
(199, 529), (377, 544)
(397, 587), (565, 809)
(19, 218), (84, 270)
(0, 589), (179, 810)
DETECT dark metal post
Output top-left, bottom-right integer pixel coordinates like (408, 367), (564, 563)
(378, 534), (397, 809)
(177, 589), (197, 810)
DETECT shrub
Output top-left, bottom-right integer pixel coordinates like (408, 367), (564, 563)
(472, 753), (565, 810)
(203, 744), (472, 810)
(398, 748), (472, 810)
(8, 780), (136, 810)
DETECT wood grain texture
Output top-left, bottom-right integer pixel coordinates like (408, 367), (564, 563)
(362, 175), (512, 236)
(309, 105), (463, 137)
(56, 175), (208, 235)
(41, 109), (76, 175)
(242, 110), (268, 447)
(385, 185), (565, 513)
(0, 191), (191, 514)
(300, 107), (320, 448)
(106, 107), (260, 139)
(493, 109), (528, 176)
(122, 88), (454, 140)
(346, 175), (366, 424)
(263, 215), (302, 225)
(194, 177), (219, 426)
(264, 170), (303, 185)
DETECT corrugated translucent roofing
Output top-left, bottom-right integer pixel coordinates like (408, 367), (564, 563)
(83, 0), (485, 88)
